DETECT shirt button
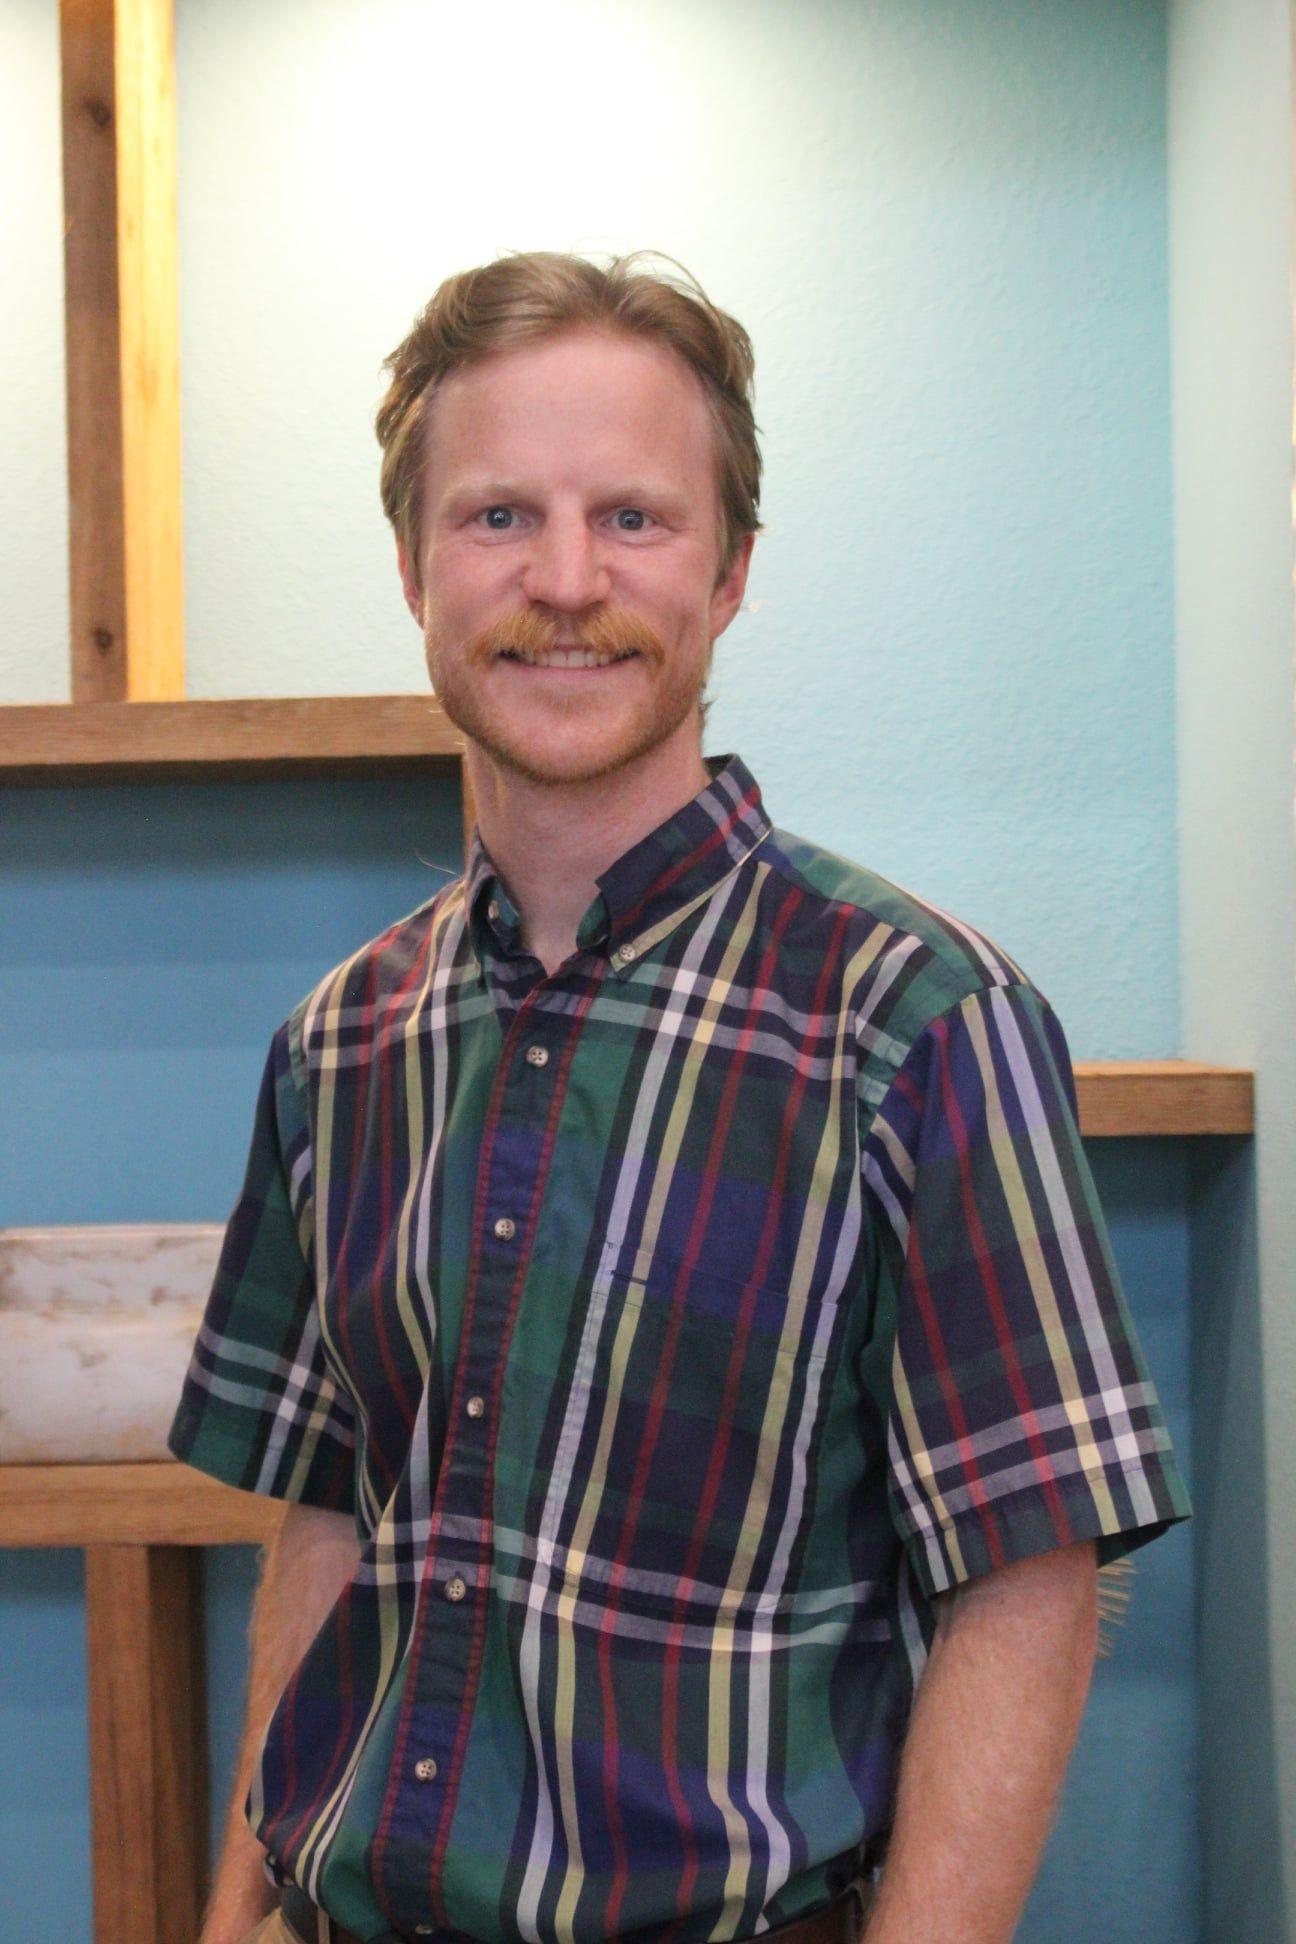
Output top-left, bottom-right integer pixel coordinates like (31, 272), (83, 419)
(445, 1575), (467, 1602)
(493, 1216), (516, 1240)
(613, 942), (637, 966)
(414, 1756), (438, 1782)
(525, 1044), (549, 1068)
(466, 1394), (485, 1419)
(487, 899), (500, 921)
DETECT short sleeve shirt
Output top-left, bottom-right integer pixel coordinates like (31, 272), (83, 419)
(168, 752), (1190, 1944)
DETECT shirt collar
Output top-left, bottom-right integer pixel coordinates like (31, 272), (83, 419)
(463, 753), (772, 977)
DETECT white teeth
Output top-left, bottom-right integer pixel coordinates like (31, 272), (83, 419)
(502, 648), (636, 668)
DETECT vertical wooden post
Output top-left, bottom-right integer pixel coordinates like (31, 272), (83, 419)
(60, 0), (184, 702)
(84, 1545), (209, 1943)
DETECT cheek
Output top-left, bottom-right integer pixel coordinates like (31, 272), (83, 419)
(619, 562), (708, 619)
(427, 543), (502, 604)
(423, 583), (488, 649)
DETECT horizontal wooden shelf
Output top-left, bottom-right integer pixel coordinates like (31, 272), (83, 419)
(0, 695), (465, 782)
(1073, 1060), (1252, 1136)
(0, 1462), (283, 1547)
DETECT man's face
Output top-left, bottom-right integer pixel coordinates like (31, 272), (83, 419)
(399, 326), (753, 787)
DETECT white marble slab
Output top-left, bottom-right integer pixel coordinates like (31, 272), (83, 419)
(0, 1223), (223, 1464)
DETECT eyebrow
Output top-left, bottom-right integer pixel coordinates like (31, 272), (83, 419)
(438, 479), (689, 514)
(440, 482), (521, 507)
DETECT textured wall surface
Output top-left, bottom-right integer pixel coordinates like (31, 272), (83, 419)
(0, 0), (69, 702)
(173, 0), (1178, 1055)
(1168, 0), (1296, 1935)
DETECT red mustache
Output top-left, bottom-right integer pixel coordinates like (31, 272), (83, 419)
(468, 606), (664, 666)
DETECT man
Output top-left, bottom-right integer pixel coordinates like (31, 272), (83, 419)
(170, 252), (1190, 1944)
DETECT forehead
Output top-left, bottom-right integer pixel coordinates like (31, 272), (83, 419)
(421, 327), (716, 488)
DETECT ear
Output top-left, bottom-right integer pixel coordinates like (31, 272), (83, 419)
(397, 540), (425, 627)
(709, 532), (755, 640)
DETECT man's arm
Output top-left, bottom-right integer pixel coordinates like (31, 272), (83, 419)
(199, 1500), (363, 1944)
(864, 1538), (1098, 1944)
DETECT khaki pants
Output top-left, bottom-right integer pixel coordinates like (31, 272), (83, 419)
(241, 1915), (297, 1944)
(241, 1902), (355, 1943)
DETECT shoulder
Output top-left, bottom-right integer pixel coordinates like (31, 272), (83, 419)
(285, 877), (467, 1069)
(761, 825), (1051, 1108)
(765, 823), (1030, 1005)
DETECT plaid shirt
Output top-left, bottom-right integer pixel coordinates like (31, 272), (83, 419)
(169, 752), (1189, 1944)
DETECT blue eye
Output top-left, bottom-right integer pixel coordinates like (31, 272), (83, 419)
(483, 507), (514, 529)
(614, 508), (648, 531)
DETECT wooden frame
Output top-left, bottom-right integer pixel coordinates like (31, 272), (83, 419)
(0, 1462), (281, 1548)
(1071, 1060), (1252, 1137)
(1, 1467), (278, 1943)
(60, 0), (182, 702)
(27, 0), (477, 847)
(0, 695), (464, 782)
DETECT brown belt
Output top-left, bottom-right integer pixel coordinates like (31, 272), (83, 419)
(279, 1879), (873, 1944)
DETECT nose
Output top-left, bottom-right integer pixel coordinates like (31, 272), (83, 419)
(520, 514), (611, 616)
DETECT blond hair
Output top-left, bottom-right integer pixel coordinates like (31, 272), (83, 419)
(375, 251), (762, 589)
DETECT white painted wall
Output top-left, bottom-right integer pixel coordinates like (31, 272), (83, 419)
(1168, 0), (1296, 1935)
(0, 0), (69, 702)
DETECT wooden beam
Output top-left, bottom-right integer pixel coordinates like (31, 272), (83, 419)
(1073, 1060), (1253, 1137)
(0, 1463), (283, 1547)
(60, 0), (126, 699)
(0, 694), (464, 782)
(85, 1545), (208, 1942)
(60, 0), (184, 702)
(115, 0), (184, 701)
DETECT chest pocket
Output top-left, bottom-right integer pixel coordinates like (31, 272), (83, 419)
(534, 1259), (840, 1639)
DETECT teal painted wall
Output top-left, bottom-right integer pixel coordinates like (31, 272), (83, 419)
(1168, 0), (1296, 1936)
(1, 0), (1203, 1936)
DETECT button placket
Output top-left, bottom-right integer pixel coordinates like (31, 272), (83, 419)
(386, 985), (583, 1933)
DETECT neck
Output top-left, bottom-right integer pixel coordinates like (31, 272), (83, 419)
(466, 732), (712, 975)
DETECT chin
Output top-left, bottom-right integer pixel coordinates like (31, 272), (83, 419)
(443, 689), (704, 788)
(476, 732), (657, 788)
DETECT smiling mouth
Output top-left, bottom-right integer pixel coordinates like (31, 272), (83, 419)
(498, 647), (640, 669)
